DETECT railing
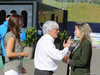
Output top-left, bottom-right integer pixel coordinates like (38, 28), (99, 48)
(42, 0), (100, 9)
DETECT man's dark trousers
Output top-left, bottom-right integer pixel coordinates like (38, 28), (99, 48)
(34, 68), (53, 75)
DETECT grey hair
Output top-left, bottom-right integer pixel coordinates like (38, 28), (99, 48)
(43, 21), (59, 35)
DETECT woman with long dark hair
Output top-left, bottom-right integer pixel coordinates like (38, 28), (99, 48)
(3, 14), (28, 75)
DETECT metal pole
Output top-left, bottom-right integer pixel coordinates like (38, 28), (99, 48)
(61, 0), (62, 8)
(62, 0), (63, 8)
(60, 0), (61, 8)
(79, 0), (80, 3)
(75, 0), (77, 4)
(55, 0), (56, 7)
(52, 0), (53, 6)
(48, 0), (49, 5)
(88, 0), (89, 3)
(92, 0), (93, 4)
(65, 0), (67, 8)
(70, 0), (72, 8)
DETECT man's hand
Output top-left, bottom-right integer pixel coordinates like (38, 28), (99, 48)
(62, 58), (69, 64)
(67, 51), (71, 55)
(63, 36), (73, 48)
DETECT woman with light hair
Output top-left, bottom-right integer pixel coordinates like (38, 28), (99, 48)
(63, 21), (92, 75)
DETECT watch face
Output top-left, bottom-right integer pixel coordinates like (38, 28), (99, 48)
(18, 53), (21, 58)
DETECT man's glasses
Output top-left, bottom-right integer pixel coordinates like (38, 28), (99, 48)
(53, 28), (59, 31)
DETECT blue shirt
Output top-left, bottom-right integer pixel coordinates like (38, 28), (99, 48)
(0, 20), (26, 57)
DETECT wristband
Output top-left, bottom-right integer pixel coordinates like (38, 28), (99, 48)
(18, 53), (21, 58)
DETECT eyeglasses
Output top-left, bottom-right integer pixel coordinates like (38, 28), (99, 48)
(53, 28), (59, 31)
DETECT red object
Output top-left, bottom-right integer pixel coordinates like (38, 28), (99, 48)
(93, 47), (96, 49)
(89, 0), (91, 1)
(38, 11), (41, 14)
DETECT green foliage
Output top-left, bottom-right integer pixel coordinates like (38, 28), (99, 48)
(55, 30), (69, 43)
(23, 27), (37, 47)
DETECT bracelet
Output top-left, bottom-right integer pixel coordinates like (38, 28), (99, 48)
(18, 53), (21, 58)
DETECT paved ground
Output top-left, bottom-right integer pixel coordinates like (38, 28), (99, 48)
(0, 48), (100, 75)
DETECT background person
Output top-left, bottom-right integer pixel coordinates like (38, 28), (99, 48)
(0, 14), (11, 64)
(3, 14), (28, 75)
(10, 10), (17, 15)
(34, 21), (73, 75)
(62, 21), (92, 75)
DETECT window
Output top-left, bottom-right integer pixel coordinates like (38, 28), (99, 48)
(21, 10), (27, 28)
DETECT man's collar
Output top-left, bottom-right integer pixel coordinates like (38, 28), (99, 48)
(45, 34), (55, 43)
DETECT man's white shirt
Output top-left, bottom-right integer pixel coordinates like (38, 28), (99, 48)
(34, 34), (69, 72)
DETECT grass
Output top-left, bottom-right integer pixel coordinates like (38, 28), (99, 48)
(67, 3), (100, 23)
(42, 0), (100, 23)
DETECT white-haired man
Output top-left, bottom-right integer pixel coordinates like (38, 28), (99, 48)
(34, 21), (73, 75)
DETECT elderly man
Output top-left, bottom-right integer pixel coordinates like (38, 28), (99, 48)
(34, 21), (73, 75)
